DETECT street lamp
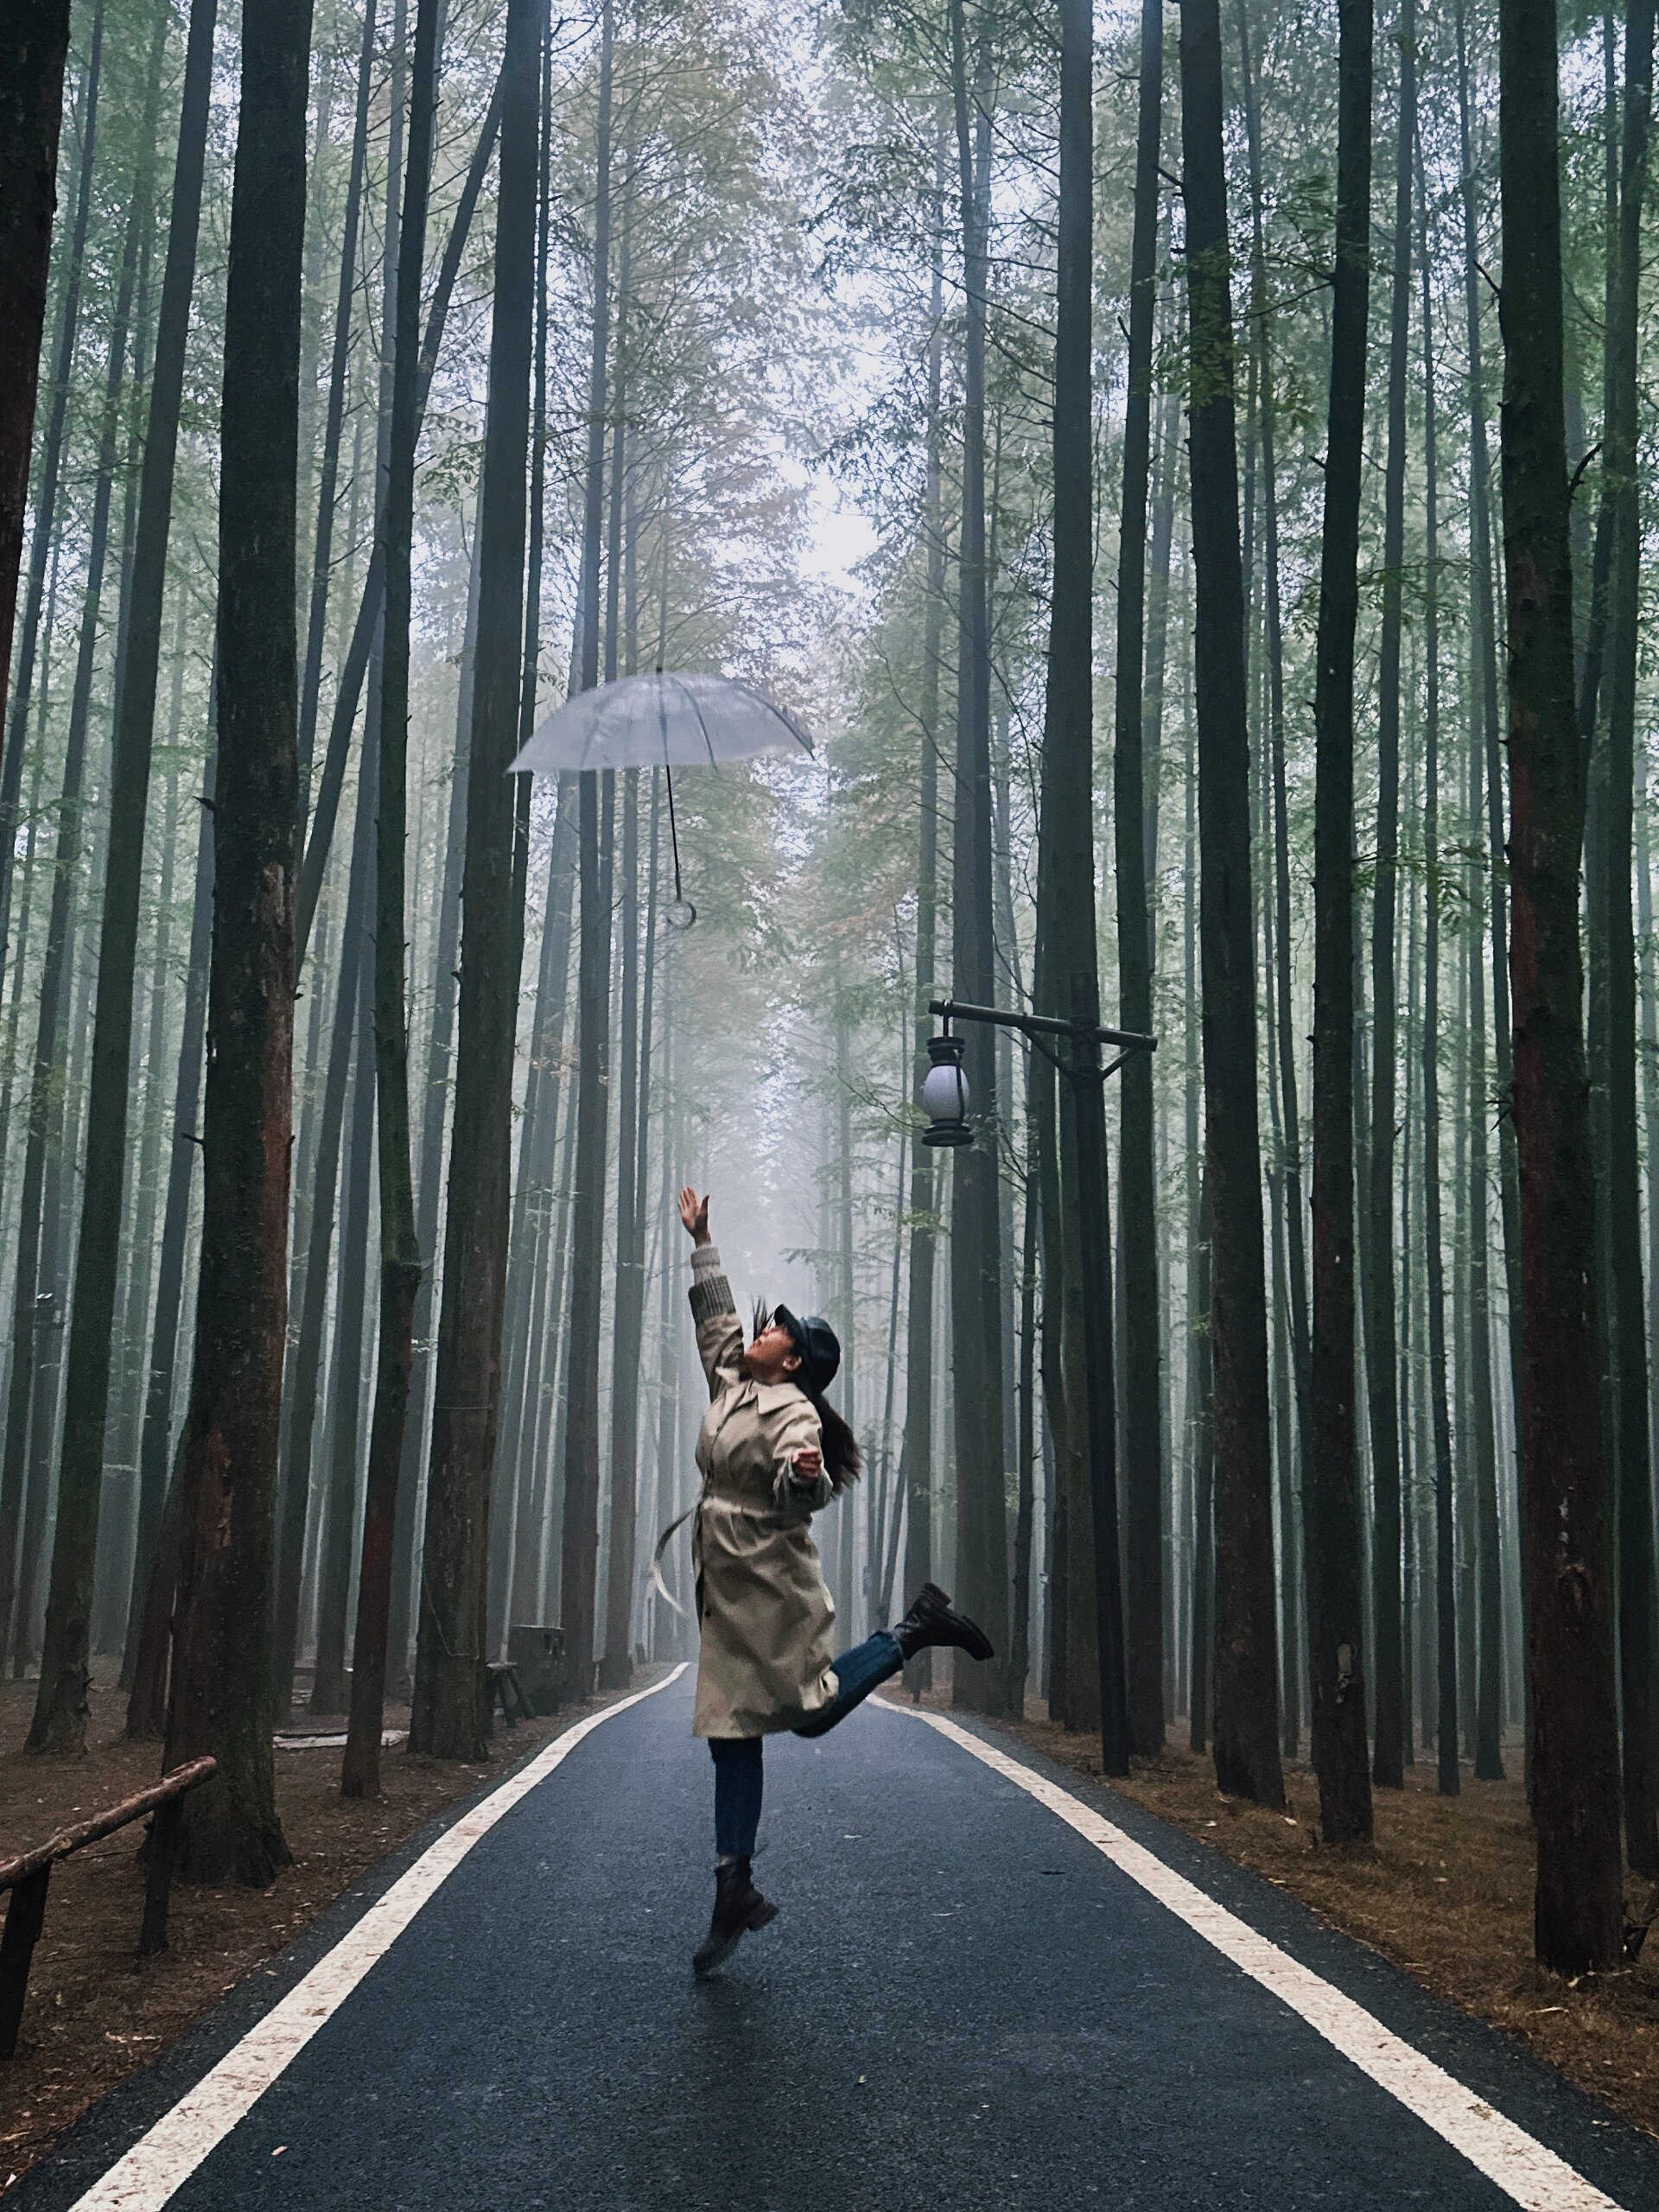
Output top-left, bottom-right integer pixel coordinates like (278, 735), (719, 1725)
(920, 1028), (972, 1147)
(922, 994), (1155, 1777)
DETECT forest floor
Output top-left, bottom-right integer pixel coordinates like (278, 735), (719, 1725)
(973, 1695), (1659, 2145)
(0, 1663), (582, 2190)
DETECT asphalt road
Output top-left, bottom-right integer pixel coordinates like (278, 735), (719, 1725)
(17, 1670), (1659, 2212)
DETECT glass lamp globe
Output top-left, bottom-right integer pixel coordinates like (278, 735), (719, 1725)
(921, 1060), (969, 1120)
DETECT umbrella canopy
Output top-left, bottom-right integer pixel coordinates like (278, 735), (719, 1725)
(507, 670), (814, 777)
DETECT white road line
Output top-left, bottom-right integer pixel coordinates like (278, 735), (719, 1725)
(893, 1703), (1626, 2212)
(68, 1665), (688, 2212)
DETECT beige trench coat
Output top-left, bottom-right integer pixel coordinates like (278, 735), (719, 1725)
(685, 1244), (840, 1738)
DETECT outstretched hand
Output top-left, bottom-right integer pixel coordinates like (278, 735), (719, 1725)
(678, 1186), (711, 1247)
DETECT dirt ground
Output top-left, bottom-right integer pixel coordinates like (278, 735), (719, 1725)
(982, 1700), (1659, 2145)
(0, 1665), (580, 2190)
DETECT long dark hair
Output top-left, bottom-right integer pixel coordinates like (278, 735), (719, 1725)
(754, 1300), (861, 1491)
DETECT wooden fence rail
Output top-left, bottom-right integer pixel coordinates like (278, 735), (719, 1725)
(0, 1755), (217, 2059)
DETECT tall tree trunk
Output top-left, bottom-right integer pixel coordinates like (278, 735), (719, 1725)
(272, 779), (372, 1713)
(560, 0), (617, 1697)
(1305, 0), (1375, 1847)
(298, 0), (377, 801)
(1366, 0), (1414, 1793)
(601, 202), (645, 1694)
(489, 10), (556, 1656)
(31, 0), (219, 1751)
(390, 527), (481, 1685)
(1235, 0), (1312, 1718)
(1114, 0), (1166, 1762)
(945, 0), (1010, 1713)
(899, 127), (947, 1696)
(95, 680), (184, 1656)
(163, 0), (315, 1885)
(410, 0), (538, 1758)
(1497, 0), (1624, 1972)
(1416, 128), (1459, 1800)
(1466, 690), (1505, 1782)
(310, 938), (376, 1713)
(342, 0), (435, 1794)
(1032, 0), (1126, 1768)
(1179, 0), (1284, 1807)
(1454, 0), (1524, 1535)
(0, 0), (74, 741)
(123, 737), (215, 1727)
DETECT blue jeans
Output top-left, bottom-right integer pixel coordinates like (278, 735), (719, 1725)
(709, 1630), (904, 1859)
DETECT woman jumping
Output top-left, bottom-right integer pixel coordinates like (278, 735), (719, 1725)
(671, 1186), (995, 1977)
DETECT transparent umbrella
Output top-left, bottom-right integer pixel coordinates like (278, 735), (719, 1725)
(508, 671), (815, 930)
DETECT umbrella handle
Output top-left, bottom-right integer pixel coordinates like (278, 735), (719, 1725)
(664, 765), (696, 931)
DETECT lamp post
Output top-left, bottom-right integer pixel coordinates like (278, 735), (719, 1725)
(922, 995), (1155, 1777)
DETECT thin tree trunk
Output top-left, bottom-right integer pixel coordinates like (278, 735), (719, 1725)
(1114, 0), (1166, 1761)
(1466, 689), (1505, 1782)
(410, 0), (538, 1758)
(310, 930), (376, 1713)
(945, 0), (1010, 1715)
(1366, 0), (1414, 1792)
(341, 0), (435, 1790)
(390, 526), (480, 1686)
(1236, 0), (1312, 1707)
(298, 0), (378, 801)
(1453, 0), (1525, 1553)
(899, 125), (946, 1697)
(1416, 125), (1459, 1801)
(123, 715), (215, 1726)
(559, 0), (617, 1698)
(488, 5), (556, 1656)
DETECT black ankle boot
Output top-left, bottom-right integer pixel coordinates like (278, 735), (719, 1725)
(893, 1580), (995, 1664)
(692, 1857), (779, 1978)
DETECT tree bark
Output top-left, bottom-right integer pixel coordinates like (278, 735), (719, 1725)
(1179, 0), (1283, 1805)
(410, 0), (538, 1759)
(1114, 0), (1166, 1762)
(945, 0), (1010, 1714)
(342, 0), (439, 1798)
(1365, 0), (1415, 1792)
(1497, 0), (1624, 1973)
(1415, 126), (1459, 1801)
(559, 0), (617, 1698)
(1305, 0), (1375, 1847)
(163, 0), (315, 1885)
(899, 125), (947, 1697)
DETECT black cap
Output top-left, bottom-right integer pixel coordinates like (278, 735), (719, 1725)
(772, 1304), (841, 1394)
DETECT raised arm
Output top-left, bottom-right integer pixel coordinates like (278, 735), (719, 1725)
(681, 1186), (743, 1398)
